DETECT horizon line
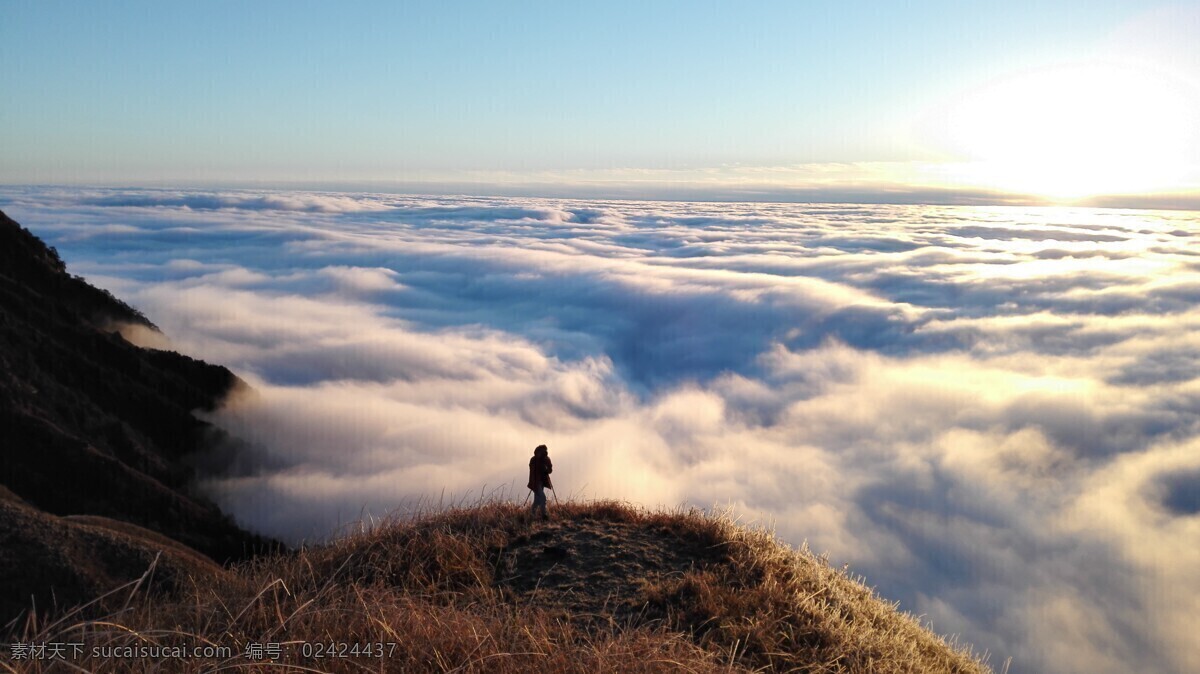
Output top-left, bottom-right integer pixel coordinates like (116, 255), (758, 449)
(3, 179), (1200, 212)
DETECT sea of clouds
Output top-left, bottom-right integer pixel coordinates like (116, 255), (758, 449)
(2, 186), (1197, 673)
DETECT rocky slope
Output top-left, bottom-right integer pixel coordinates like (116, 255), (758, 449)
(0, 209), (272, 622)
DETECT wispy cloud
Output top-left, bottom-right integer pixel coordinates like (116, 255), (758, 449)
(2, 186), (1198, 674)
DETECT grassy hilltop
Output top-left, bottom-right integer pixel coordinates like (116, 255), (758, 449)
(8, 500), (993, 673)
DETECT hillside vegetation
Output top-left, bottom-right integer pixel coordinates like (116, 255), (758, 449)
(6, 501), (993, 673)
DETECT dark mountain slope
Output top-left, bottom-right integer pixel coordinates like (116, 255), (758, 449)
(0, 209), (273, 620)
(0, 487), (227, 623)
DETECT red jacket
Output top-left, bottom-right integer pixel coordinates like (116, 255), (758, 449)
(528, 455), (553, 490)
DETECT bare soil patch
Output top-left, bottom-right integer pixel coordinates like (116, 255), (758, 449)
(494, 513), (729, 625)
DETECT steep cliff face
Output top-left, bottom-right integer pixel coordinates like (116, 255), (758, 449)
(0, 209), (272, 619)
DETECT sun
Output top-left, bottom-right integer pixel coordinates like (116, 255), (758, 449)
(929, 61), (1199, 200)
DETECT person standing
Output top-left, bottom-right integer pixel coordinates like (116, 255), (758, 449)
(527, 444), (553, 519)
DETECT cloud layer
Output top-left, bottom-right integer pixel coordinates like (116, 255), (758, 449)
(2, 186), (1198, 674)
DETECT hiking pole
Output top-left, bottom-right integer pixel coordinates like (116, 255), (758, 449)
(552, 487), (559, 506)
(521, 489), (531, 507)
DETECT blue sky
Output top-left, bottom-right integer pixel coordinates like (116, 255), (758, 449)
(2, 1), (1197, 201)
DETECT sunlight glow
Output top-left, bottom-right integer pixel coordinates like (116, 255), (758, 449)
(935, 62), (1200, 200)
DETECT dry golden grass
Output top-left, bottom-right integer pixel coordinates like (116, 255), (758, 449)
(2, 500), (994, 673)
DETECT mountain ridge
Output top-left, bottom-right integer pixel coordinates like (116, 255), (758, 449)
(0, 209), (274, 623)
